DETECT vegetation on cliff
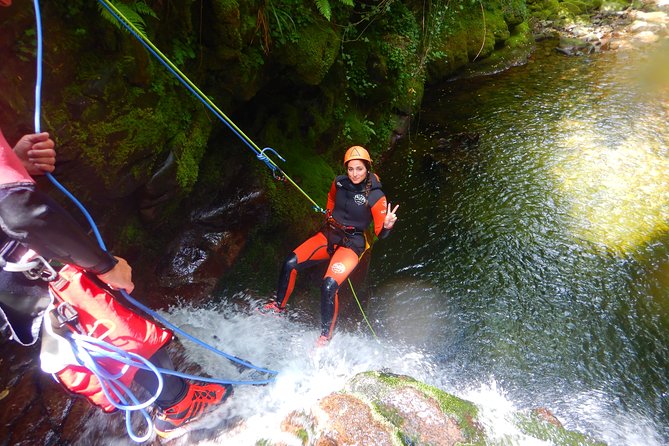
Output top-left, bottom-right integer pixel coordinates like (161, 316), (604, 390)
(0, 0), (622, 290)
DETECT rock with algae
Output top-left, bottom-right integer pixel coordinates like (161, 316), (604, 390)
(273, 371), (606, 446)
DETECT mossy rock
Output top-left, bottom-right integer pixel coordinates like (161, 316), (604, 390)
(346, 371), (484, 444)
(514, 409), (607, 445)
(274, 23), (341, 85)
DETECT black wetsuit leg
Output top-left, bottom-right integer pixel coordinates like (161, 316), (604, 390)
(276, 252), (299, 306)
(134, 348), (188, 409)
(0, 270), (51, 346)
(320, 277), (340, 338)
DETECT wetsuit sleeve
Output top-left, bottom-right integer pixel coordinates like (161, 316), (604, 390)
(0, 130), (35, 185)
(370, 195), (391, 239)
(0, 184), (117, 274)
(326, 180), (337, 213)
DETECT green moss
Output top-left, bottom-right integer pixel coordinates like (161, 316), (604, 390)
(369, 372), (483, 442)
(527, 0), (611, 22)
(295, 427), (309, 444)
(373, 402), (405, 429)
(172, 112), (211, 191)
(116, 218), (145, 249)
(501, 0), (530, 26)
(259, 106), (335, 218)
(600, 0), (631, 11)
(275, 23), (340, 85)
(515, 412), (607, 445)
(506, 21), (534, 48)
(423, 2), (482, 82)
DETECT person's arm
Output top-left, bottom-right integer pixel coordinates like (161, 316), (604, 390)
(370, 197), (399, 239)
(0, 184), (134, 292)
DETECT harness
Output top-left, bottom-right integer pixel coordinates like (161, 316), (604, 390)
(0, 240), (171, 407)
(0, 240), (91, 336)
(0, 240), (57, 281)
(326, 211), (362, 237)
(324, 211), (369, 257)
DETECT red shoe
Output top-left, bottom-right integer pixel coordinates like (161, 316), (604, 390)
(154, 382), (233, 439)
(315, 335), (330, 347)
(258, 301), (286, 315)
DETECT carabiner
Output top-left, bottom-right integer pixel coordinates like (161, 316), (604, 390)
(257, 147), (286, 181)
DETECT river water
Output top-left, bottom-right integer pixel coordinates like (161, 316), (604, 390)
(368, 39), (669, 444)
(88, 40), (669, 445)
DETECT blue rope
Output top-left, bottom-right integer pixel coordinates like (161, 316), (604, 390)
(31, 1), (278, 440)
(68, 331), (160, 442)
(31, 0), (276, 376)
(33, 0), (43, 134)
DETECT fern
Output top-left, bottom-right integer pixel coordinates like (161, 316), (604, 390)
(97, 1), (158, 38)
(132, 1), (158, 19)
(313, 0), (355, 21)
(314, 0), (332, 21)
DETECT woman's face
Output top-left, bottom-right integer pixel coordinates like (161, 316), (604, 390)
(347, 159), (368, 184)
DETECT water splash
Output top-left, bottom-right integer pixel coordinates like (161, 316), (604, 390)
(78, 296), (664, 445)
(147, 297), (440, 444)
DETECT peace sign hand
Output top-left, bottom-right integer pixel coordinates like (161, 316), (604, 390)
(384, 202), (400, 230)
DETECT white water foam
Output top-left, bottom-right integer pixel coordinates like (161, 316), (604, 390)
(78, 296), (665, 445)
(160, 297), (440, 445)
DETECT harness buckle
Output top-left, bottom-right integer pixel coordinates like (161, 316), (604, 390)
(53, 302), (80, 330)
(22, 256), (58, 282)
(327, 216), (357, 236)
(0, 241), (58, 282)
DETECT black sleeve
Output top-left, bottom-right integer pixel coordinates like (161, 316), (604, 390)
(0, 184), (117, 274)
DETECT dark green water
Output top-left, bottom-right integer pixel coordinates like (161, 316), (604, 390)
(368, 41), (669, 443)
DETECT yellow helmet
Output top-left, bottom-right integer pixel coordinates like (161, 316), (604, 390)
(343, 146), (372, 165)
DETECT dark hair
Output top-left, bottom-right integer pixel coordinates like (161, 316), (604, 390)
(364, 161), (372, 198)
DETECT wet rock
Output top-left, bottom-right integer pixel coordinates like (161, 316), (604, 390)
(281, 372), (481, 445)
(538, 2), (669, 56)
(316, 394), (398, 445)
(0, 339), (94, 446)
(147, 188), (269, 305)
(139, 151), (179, 223)
(532, 407), (564, 427)
(556, 37), (596, 55)
(273, 371), (605, 446)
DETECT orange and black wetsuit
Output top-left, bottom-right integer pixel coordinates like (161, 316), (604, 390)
(274, 173), (392, 339)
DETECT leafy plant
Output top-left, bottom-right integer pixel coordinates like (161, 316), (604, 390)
(257, 0), (297, 52)
(314, 0), (354, 21)
(97, 0), (158, 38)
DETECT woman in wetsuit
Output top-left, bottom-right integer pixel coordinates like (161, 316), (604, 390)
(263, 146), (399, 345)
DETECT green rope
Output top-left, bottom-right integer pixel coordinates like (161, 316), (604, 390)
(348, 277), (377, 338)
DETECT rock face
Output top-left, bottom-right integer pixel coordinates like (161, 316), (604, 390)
(274, 372), (605, 446)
